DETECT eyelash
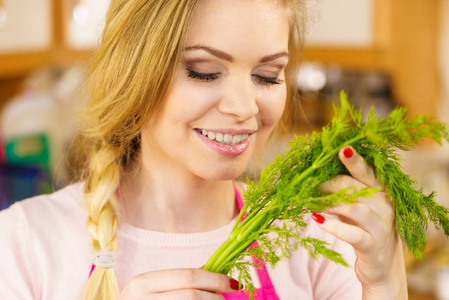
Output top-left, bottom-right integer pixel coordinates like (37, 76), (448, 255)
(187, 70), (220, 82)
(186, 69), (284, 86)
(256, 76), (285, 86)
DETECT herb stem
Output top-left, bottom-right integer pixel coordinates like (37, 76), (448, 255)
(205, 208), (271, 272)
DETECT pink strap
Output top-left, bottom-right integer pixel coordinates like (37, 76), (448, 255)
(89, 263), (95, 277)
(234, 184), (245, 210)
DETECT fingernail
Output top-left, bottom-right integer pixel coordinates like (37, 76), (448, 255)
(343, 146), (353, 158)
(312, 213), (325, 224)
(230, 278), (243, 290)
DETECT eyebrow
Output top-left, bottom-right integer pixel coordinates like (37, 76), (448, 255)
(185, 46), (233, 62)
(184, 45), (289, 63)
(259, 52), (289, 63)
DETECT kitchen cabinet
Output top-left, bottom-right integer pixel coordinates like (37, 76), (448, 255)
(0, 0), (105, 106)
(50, 0), (109, 66)
(0, 0), (109, 78)
(0, 0), (52, 54)
(303, 0), (440, 118)
(65, 0), (110, 50)
(0, 0), (52, 78)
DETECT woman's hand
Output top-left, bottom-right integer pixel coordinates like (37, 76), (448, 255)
(313, 146), (408, 300)
(118, 268), (242, 299)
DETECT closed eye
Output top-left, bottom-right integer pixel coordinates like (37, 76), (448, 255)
(253, 75), (285, 86)
(186, 69), (220, 81)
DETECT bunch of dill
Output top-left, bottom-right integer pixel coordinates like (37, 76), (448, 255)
(203, 91), (449, 297)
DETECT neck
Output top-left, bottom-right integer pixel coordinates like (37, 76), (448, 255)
(119, 156), (238, 233)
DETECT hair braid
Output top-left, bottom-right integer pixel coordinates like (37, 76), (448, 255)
(81, 141), (121, 300)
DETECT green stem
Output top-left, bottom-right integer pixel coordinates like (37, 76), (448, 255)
(204, 207), (275, 273)
(287, 135), (364, 189)
(213, 237), (255, 273)
(236, 186), (281, 231)
(213, 215), (273, 273)
(236, 208), (273, 241)
(203, 237), (237, 272)
(230, 202), (249, 237)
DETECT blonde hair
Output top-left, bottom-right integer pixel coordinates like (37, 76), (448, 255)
(78, 0), (306, 299)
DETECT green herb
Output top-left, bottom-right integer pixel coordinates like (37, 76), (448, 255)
(203, 91), (449, 297)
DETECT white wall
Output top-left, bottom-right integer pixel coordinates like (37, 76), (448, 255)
(306, 0), (373, 47)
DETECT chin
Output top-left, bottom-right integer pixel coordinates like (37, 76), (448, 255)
(197, 165), (247, 181)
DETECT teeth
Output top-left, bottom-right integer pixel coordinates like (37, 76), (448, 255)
(207, 131), (216, 140)
(215, 132), (224, 142)
(198, 129), (249, 145)
(223, 134), (233, 144)
(231, 134), (241, 145)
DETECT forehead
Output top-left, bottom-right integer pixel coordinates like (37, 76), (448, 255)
(186, 0), (290, 57)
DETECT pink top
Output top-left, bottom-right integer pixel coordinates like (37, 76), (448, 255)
(0, 182), (362, 299)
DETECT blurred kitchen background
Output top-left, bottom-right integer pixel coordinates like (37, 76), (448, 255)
(0, 0), (448, 299)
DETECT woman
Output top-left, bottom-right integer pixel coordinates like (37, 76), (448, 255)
(0, 0), (407, 299)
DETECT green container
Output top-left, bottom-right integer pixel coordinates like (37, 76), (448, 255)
(5, 133), (51, 174)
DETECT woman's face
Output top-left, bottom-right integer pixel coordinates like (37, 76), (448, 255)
(141, 0), (290, 181)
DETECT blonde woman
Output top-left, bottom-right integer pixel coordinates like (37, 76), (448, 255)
(0, 0), (407, 299)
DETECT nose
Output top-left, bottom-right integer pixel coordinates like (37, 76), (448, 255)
(217, 77), (259, 121)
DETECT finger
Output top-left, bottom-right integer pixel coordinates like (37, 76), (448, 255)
(339, 146), (381, 189)
(311, 213), (375, 252)
(152, 289), (225, 300)
(323, 201), (387, 237)
(321, 174), (366, 194)
(321, 176), (393, 219)
(132, 268), (242, 294)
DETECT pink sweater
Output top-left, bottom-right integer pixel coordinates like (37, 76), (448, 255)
(0, 183), (362, 299)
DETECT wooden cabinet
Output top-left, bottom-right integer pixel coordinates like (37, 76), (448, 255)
(64, 0), (109, 50)
(0, 0), (52, 78)
(0, 0), (109, 78)
(303, 0), (440, 118)
(51, 0), (109, 65)
(0, 0), (52, 54)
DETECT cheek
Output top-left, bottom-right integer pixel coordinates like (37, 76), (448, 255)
(163, 80), (218, 125)
(258, 87), (287, 128)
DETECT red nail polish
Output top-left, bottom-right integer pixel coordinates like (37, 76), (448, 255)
(230, 278), (243, 290)
(312, 213), (325, 224)
(343, 147), (353, 158)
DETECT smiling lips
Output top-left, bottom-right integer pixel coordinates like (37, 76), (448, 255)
(195, 128), (253, 156)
